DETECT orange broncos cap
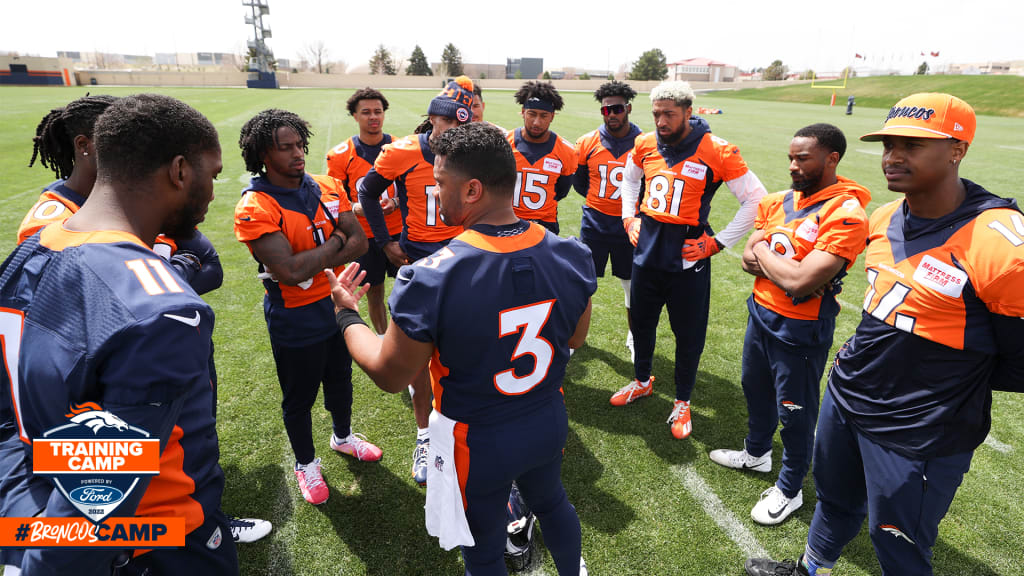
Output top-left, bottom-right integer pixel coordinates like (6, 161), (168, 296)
(861, 93), (975, 144)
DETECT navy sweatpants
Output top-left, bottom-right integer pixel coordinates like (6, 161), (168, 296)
(459, 395), (581, 576)
(630, 261), (710, 401)
(270, 331), (354, 465)
(805, 388), (974, 575)
(741, 314), (830, 498)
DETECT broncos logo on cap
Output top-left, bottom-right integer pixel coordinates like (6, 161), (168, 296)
(65, 402), (130, 434)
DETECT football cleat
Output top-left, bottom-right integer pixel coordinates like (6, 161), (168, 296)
(667, 399), (692, 439)
(331, 432), (383, 462)
(745, 557), (812, 576)
(229, 517), (272, 543)
(505, 483), (536, 572)
(610, 377), (653, 406)
(580, 556), (589, 576)
(709, 443), (771, 473)
(294, 458), (328, 505)
(411, 438), (429, 486)
(751, 486), (803, 526)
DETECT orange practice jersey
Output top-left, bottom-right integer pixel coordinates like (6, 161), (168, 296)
(17, 181), (85, 244)
(234, 174), (352, 309)
(630, 131), (749, 226)
(508, 128), (578, 223)
(326, 135), (404, 239)
(860, 199), (1024, 350)
(372, 133), (461, 243)
(753, 177), (871, 320)
(575, 127), (642, 217)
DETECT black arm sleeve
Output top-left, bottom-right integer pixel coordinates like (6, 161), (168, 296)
(573, 164), (590, 198)
(171, 230), (223, 295)
(554, 174), (574, 202)
(357, 169), (397, 247)
(991, 313), (1024, 393)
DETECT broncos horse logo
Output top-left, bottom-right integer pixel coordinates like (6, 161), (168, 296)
(65, 402), (130, 434)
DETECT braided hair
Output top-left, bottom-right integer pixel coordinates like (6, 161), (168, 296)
(29, 94), (118, 179)
(239, 109), (313, 176)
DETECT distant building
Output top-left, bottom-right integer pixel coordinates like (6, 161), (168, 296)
(946, 60), (1017, 75)
(669, 57), (737, 82)
(431, 62), (505, 79)
(506, 57), (543, 80)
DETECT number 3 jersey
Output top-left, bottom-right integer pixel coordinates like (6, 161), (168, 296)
(830, 180), (1024, 459)
(388, 222), (597, 425)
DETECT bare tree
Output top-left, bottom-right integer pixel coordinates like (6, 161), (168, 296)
(302, 41), (330, 74)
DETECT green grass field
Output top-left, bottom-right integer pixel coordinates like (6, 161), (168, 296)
(718, 75), (1024, 118)
(1, 84), (1023, 575)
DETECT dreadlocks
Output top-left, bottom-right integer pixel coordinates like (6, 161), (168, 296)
(513, 81), (564, 111)
(239, 109), (313, 176)
(29, 94), (118, 180)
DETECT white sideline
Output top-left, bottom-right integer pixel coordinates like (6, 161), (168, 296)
(673, 463), (769, 559)
(997, 145), (1024, 152)
(984, 434), (1013, 453)
(856, 148), (882, 156)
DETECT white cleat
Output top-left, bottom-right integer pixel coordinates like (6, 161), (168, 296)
(751, 486), (802, 525)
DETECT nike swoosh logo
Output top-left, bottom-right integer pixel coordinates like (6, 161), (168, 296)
(397, 268), (414, 282)
(164, 311), (201, 327)
(841, 219), (859, 226)
(741, 462), (762, 470)
(767, 503), (787, 519)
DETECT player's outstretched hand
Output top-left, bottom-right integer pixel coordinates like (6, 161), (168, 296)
(325, 264), (370, 314)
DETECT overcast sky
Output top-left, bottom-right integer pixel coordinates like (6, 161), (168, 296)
(3, 0), (1020, 75)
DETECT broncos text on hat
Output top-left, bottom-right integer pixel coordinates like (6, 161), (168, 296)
(861, 93), (975, 144)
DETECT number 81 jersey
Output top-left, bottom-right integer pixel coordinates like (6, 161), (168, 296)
(387, 223), (597, 425)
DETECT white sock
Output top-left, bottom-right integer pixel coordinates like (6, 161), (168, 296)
(417, 428), (429, 441)
(619, 278), (631, 308)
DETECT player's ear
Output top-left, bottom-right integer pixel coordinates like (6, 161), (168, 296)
(465, 178), (483, 204)
(168, 155), (187, 191)
(950, 140), (969, 165)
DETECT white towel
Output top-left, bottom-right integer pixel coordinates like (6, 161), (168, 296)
(424, 410), (475, 550)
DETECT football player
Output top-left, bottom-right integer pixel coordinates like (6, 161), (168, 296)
(235, 109), (382, 506)
(574, 81), (643, 359)
(357, 77), (475, 486)
(18, 94), (117, 243)
(0, 93), (238, 574)
(326, 88), (403, 335)
(507, 81), (578, 234)
(613, 81), (767, 440)
(329, 121), (594, 576)
(711, 124), (870, 526)
(746, 94), (1024, 575)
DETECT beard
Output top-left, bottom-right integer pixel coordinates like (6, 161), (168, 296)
(791, 170), (823, 192)
(658, 124), (686, 145)
(163, 182), (209, 238)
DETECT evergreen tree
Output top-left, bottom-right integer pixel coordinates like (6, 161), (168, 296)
(369, 44), (396, 75)
(406, 45), (432, 76)
(441, 43), (463, 76)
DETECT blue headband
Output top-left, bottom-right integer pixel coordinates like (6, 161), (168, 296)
(523, 97), (555, 113)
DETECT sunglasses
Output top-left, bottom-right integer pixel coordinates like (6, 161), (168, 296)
(600, 104), (626, 116)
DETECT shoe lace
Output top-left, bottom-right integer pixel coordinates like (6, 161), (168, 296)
(413, 443), (429, 468)
(666, 401), (689, 424)
(229, 518), (255, 530)
(298, 459), (325, 490)
(346, 433), (374, 458)
(771, 559), (800, 575)
(619, 379), (648, 398)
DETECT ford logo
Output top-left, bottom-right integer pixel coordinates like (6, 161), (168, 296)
(69, 486), (124, 505)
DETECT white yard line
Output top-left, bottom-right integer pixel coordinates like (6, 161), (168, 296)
(997, 145), (1024, 152)
(984, 434), (1013, 454)
(673, 464), (768, 559)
